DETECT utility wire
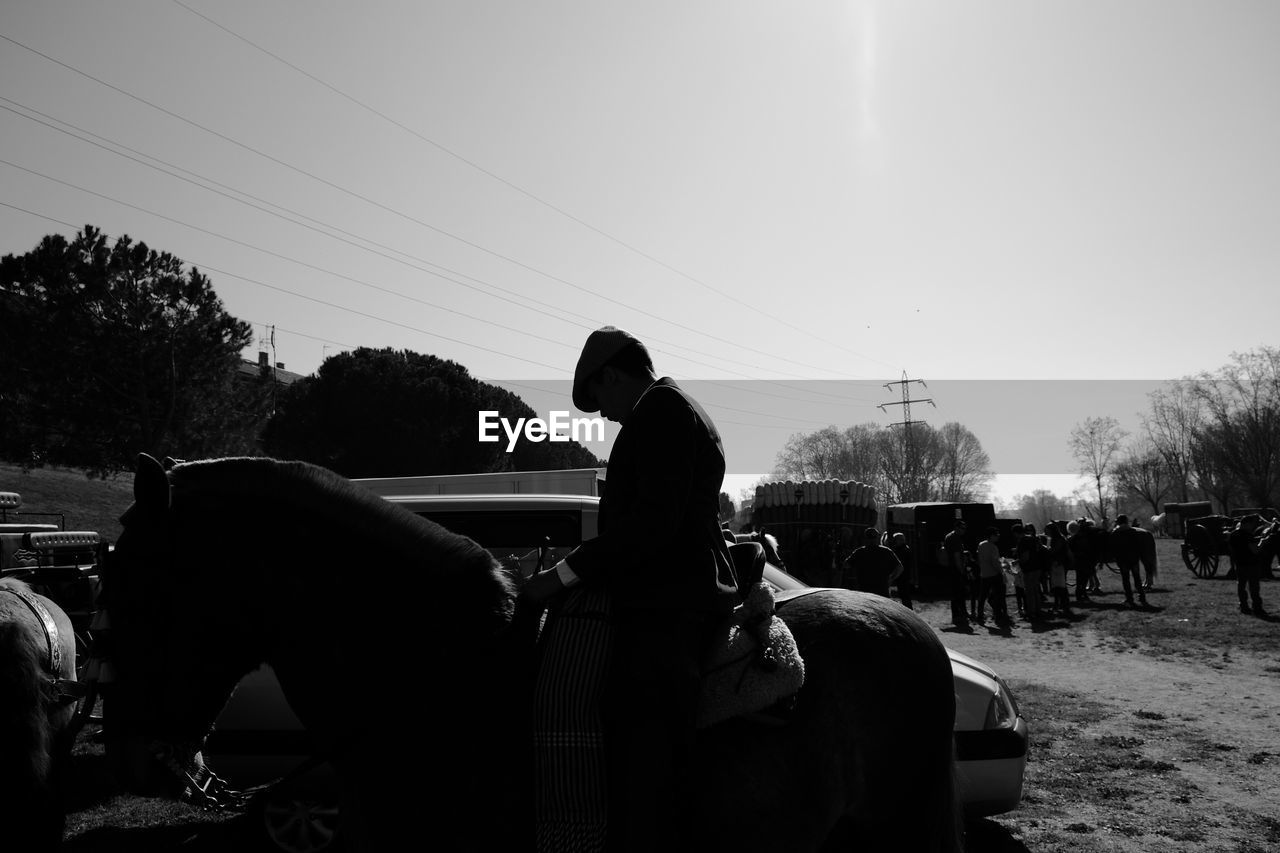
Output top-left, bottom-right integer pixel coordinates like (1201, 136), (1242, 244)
(0, 93), (872, 390)
(167, 0), (900, 372)
(1, 199), (876, 423)
(0, 31), (887, 377)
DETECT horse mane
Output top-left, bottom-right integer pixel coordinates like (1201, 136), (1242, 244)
(166, 458), (515, 611)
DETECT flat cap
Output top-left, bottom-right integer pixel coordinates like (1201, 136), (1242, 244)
(572, 326), (644, 412)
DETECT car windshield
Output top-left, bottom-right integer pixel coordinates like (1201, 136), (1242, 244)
(415, 508), (584, 578)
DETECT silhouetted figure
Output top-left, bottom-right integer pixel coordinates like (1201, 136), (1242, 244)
(943, 520), (971, 630)
(1109, 515), (1147, 608)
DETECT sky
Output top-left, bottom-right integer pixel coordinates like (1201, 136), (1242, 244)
(3, 1), (1279, 503)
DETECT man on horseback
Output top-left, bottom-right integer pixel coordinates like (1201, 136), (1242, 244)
(524, 326), (740, 851)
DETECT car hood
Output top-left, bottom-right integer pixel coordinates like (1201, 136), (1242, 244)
(947, 647), (1000, 681)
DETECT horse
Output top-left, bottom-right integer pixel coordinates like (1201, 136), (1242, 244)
(1150, 513), (1167, 538)
(1253, 520), (1280, 579)
(0, 577), (81, 852)
(103, 454), (961, 853)
(735, 529), (785, 570)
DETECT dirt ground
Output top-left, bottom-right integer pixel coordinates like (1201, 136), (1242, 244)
(915, 557), (1280, 853)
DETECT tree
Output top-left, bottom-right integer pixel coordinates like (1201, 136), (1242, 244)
(769, 424), (881, 484)
(767, 420), (992, 504)
(1142, 381), (1202, 503)
(1189, 347), (1280, 508)
(932, 421), (993, 502)
(718, 492), (735, 524)
(0, 226), (266, 474)
(1112, 438), (1173, 517)
(1189, 421), (1242, 513)
(1069, 416), (1127, 521)
(262, 347), (602, 478)
(1012, 489), (1073, 530)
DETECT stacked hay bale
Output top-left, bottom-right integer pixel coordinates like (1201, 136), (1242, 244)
(749, 479), (877, 585)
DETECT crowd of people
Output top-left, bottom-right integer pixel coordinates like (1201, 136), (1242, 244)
(838, 512), (1277, 633)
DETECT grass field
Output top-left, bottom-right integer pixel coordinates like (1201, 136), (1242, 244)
(7, 465), (1278, 851)
(0, 463), (133, 543)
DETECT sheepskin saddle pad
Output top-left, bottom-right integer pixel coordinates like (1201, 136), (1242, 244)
(696, 581), (805, 729)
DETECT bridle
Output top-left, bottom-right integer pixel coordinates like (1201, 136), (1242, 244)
(106, 511), (321, 813)
(0, 583), (88, 706)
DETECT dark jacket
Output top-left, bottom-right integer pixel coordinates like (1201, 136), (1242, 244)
(566, 377), (739, 612)
(1109, 524), (1144, 565)
(842, 544), (902, 597)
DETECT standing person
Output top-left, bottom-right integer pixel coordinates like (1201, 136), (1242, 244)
(1135, 522), (1159, 590)
(888, 532), (916, 610)
(1006, 524), (1026, 618)
(943, 519), (971, 631)
(1016, 524), (1044, 621)
(841, 527), (903, 598)
(976, 526), (1009, 625)
(523, 326), (740, 852)
(1228, 514), (1269, 616)
(1045, 521), (1073, 617)
(1109, 514), (1147, 608)
(1067, 519), (1095, 603)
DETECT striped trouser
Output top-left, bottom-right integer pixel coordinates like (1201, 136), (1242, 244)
(532, 587), (616, 853)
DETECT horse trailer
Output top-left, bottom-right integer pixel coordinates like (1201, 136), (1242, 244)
(884, 502), (998, 593)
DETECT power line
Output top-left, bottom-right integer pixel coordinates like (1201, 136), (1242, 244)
(4, 199), (875, 430)
(0, 157), (587, 355)
(0, 32), (888, 378)
(878, 372), (936, 501)
(0, 94), (871, 387)
(166, 0), (900, 373)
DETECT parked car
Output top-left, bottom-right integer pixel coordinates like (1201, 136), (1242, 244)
(205, 492), (1025, 852)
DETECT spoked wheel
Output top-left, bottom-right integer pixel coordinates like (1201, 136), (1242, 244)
(1182, 544), (1219, 578)
(262, 794), (341, 853)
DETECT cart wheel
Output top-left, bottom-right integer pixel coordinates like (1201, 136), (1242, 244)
(1182, 545), (1219, 578)
(73, 629), (93, 679)
(262, 794), (341, 853)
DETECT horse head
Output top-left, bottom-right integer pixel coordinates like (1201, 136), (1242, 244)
(103, 453), (266, 796)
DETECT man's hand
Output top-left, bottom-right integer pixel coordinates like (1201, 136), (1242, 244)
(522, 565), (568, 605)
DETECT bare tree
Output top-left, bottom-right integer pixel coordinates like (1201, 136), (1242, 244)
(768, 420), (992, 505)
(1069, 416), (1128, 522)
(1013, 489), (1075, 530)
(1189, 423), (1241, 513)
(1112, 437), (1172, 516)
(769, 426), (855, 481)
(1189, 347), (1280, 508)
(1142, 381), (1202, 503)
(877, 423), (922, 503)
(932, 421), (994, 501)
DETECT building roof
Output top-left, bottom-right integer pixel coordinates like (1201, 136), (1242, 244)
(238, 359), (305, 386)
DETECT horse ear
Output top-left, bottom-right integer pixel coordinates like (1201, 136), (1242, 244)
(134, 453), (171, 512)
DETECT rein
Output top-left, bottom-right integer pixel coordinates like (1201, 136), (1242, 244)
(0, 584), (88, 706)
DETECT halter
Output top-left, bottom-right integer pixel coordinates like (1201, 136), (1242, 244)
(0, 583), (88, 705)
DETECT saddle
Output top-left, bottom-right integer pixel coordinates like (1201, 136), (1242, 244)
(697, 543), (805, 729)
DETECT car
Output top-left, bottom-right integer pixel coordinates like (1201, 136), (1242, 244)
(204, 492), (1025, 851)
